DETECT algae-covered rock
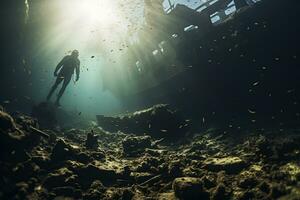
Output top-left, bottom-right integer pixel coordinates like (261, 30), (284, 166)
(43, 167), (77, 189)
(122, 135), (152, 156)
(203, 156), (246, 173)
(280, 162), (300, 182)
(172, 177), (209, 200)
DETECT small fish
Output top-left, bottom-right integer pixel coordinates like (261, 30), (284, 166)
(253, 81), (259, 86)
(91, 56), (95, 58)
(78, 112), (82, 115)
(287, 89), (295, 93)
(248, 109), (256, 114)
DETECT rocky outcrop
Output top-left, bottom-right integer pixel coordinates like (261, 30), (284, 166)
(97, 104), (190, 139)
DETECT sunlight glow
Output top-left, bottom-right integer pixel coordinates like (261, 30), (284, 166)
(64, 0), (121, 27)
(49, 0), (145, 54)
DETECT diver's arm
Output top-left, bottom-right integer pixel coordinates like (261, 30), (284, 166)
(75, 60), (80, 81)
(54, 56), (66, 76)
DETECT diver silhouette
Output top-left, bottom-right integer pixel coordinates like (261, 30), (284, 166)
(47, 50), (80, 106)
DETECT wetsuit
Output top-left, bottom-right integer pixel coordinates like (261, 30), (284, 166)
(47, 55), (80, 105)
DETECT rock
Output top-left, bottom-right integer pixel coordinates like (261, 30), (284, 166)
(0, 115), (28, 162)
(122, 135), (152, 156)
(73, 152), (91, 163)
(280, 162), (300, 182)
(172, 177), (209, 200)
(97, 104), (189, 139)
(50, 139), (75, 161)
(168, 161), (183, 177)
(14, 113), (39, 130)
(104, 188), (134, 200)
(90, 151), (106, 160)
(158, 192), (176, 200)
(15, 182), (30, 199)
(43, 167), (77, 189)
(258, 181), (270, 194)
(238, 176), (258, 189)
(12, 161), (40, 181)
(203, 156), (246, 173)
(85, 130), (98, 149)
(201, 174), (217, 189)
(75, 164), (117, 187)
(278, 188), (300, 200)
(84, 180), (106, 200)
(131, 172), (153, 183)
(31, 155), (51, 169)
(51, 186), (82, 198)
(211, 184), (229, 200)
(269, 183), (288, 199)
(122, 188), (135, 200)
(0, 111), (16, 131)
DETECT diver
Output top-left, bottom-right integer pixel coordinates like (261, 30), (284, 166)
(46, 50), (80, 106)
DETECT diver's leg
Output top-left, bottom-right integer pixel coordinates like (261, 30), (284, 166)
(55, 76), (71, 106)
(47, 77), (63, 101)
